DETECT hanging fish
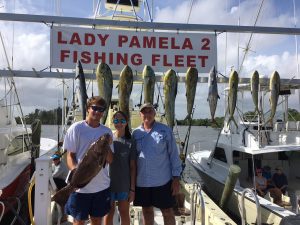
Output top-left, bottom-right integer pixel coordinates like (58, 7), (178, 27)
(207, 66), (219, 124)
(266, 71), (280, 125)
(164, 69), (178, 130)
(75, 60), (88, 120)
(119, 65), (133, 129)
(96, 62), (113, 125)
(250, 71), (259, 114)
(143, 65), (155, 104)
(185, 67), (198, 120)
(227, 71), (239, 128)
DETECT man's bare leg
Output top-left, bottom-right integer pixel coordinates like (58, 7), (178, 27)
(142, 206), (154, 225)
(161, 208), (175, 225)
(90, 216), (101, 225)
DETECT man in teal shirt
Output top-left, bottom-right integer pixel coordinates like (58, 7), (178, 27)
(132, 103), (181, 225)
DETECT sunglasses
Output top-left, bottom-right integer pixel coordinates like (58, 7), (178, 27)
(113, 118), (127, 124)
(91, 105), (106, 112)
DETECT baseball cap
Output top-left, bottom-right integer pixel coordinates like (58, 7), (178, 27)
(140, 103), (155, 112)
(51, 153), (61, 160)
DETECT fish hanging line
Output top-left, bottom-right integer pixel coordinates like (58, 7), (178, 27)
(137, 70), (143, 107)
(154, 72), (165, 110)
(181, 107), (195, 173)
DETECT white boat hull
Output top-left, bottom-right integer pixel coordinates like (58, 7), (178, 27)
(188, 151), (296, 225)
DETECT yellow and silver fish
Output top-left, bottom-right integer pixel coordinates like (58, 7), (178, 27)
(164, 69), (178, 130)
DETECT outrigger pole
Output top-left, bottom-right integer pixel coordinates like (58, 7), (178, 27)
(2, 13), (300, 34)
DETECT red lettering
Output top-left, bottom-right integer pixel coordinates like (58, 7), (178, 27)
(171, 37), (180, 49)
(70, 33), (82, 45)
(97, 34), (109, 46)
(174, 55), (184, 67)
(131, 54), (142, 66)
(57, 31), (67, 44)
(129, 36), (141, 48)
(187, 55), (196, 67)
(60, 50), (70, 62)
(159, 37), (168, 49)
(163, 55), (172, 67)
(152, 54), (160, 66)
(118, 35), (128, 47)
(116, 53), (128, 65)
(84, 33), (95, 45)
(81, 51), (91, 63)
(73, 51), (78, 63)
(143, 36), (156, 48)
(201, 38), (210, 50)
(94, 52), (106, 64)
(182, 38), (193, 50)
(109, 52), (114, 64)
(198, 56), (208, 67)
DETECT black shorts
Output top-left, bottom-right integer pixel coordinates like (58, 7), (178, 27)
(134, 180), (175, 209)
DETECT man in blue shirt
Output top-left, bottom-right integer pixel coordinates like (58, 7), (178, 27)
(132, 103), (182, 225)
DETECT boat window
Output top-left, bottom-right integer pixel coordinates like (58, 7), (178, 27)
(7, 134), (31, 155)
(213, 147), (227, 163)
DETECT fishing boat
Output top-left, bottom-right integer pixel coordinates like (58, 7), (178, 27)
(188, 75), (300, 224)
(0, 83), (57, 224)
(2, 1), (300, 224)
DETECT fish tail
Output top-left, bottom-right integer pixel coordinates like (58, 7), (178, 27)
(227, 116), (238, 129)
(51, 185), (75, 207)
(227, 117), (232, 128)
(184, 114), (191, 121)
(232, 117), (239, 129)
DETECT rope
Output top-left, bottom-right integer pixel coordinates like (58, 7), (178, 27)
(186, 0), (196, 24)
(238, 0), (265, 74)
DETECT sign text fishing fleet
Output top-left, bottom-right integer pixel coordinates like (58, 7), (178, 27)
(51, 26), (217, 72)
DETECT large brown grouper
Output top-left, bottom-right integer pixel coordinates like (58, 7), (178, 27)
(51, 133), (111, 206)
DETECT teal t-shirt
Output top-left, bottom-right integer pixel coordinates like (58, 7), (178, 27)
(110, 136), (136, 192)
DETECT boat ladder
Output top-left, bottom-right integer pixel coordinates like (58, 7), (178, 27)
(190, 183), (205, 225)
(240, 188), (261, 225)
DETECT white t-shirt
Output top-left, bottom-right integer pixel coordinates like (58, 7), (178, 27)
(63, 120), (113, 193)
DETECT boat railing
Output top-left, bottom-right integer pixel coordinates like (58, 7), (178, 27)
(0, 197), (4, 223)
(191, 183), (205, 225)
(240, 188), (261, 225)
(296, 195), (300, 214)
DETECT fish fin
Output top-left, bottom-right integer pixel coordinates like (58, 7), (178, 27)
(207, 98), (209, 102)
(51, 185), (75, 207)
(218, 95), (220, 99)
(75, 74), (79, 79)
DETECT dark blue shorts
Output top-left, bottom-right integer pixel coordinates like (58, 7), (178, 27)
(111, 192), (129, 201)
(65, 188), (111, 221)
(134, 180), (175, 209)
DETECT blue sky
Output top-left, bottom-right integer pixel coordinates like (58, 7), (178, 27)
(0, 0), (300, 119)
